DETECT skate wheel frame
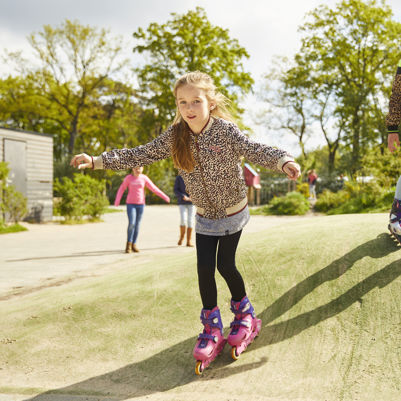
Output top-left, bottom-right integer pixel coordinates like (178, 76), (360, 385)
(195, 361), (204, 375)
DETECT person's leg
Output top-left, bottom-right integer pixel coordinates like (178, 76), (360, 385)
(178, 204), (187, 245)
(216, 230), (246, 301)
(125, 204), (136, 253)
(196, 233), (219, 310)
(187, 204), (195, 228)
(395, 175), (401, 200)
(186, 205), (194, 247)
(389, 175), (401, 235)
(131, 204), (144, 251)
(186, 205), (195, 246)
(193, 233), (229, 372)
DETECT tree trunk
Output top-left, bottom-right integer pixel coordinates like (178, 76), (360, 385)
(351, 113), (360, 175)
(328, 148), (336, 175)
(68, 113), (80, 156)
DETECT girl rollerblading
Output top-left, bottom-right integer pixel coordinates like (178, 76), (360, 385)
(71, 71), (300, 375)
(227, 296), (262, 360)
(193, 307), (226, 375)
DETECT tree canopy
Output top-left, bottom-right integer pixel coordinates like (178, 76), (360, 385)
(1, 19), (134, 158)
(133, 6), (254, 137)
(260, 0), (401, 176)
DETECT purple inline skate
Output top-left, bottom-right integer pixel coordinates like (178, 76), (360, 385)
(193, 306), (226, 375)
(227, 296), (262, 360)
(388, 199), (401, 245)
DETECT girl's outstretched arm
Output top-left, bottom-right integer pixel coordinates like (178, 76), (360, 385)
(70, 128), (174, 171)
(70, 153), (94, 170)
(282, 161), (301, 181)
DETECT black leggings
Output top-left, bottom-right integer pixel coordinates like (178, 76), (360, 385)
(196, 230), (246, 310)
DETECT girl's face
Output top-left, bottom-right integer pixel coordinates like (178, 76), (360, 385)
(176, 84), (215, 134)
(132, 166), (143, 176)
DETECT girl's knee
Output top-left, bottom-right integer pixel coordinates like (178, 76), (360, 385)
(217, 263), (236, 277)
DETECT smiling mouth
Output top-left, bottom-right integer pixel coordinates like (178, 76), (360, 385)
(187, 116), (196, 119)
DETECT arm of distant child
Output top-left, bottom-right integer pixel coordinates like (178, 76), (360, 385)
(114, 178), (128, 206)
(145, 176), (170, 203)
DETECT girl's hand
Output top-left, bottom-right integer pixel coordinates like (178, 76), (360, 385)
(283, 162), (301, 181)
(70, 153), (93, 169)
(388, 133), (400, 153)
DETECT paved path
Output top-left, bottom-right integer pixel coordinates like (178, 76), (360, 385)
(0, 205), (308, 298)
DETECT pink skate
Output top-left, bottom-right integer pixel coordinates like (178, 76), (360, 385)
(193, 306), (226, 375)
(227, 296), (262, 360)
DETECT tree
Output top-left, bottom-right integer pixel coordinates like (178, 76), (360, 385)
(259, 58), (314, 160)
(3, 19), (131, 157)
(133, 7), (254, 137)
(261, 0), (401, 177)
(299, 0), (401, 174)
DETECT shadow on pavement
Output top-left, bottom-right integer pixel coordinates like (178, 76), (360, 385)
(7, 246), (181, 262)
(23, 234), (400, 400)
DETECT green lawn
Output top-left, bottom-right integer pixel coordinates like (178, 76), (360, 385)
(0, 223), (27, 234)
(0, 213), (400, 400)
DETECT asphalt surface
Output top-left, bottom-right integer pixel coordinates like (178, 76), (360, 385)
(0, 205), (303, 299)
(0, 205), (311, 401)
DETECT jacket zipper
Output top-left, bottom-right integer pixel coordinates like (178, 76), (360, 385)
(193, 135), (218, 216)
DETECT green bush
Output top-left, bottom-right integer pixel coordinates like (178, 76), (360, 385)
(315, 181), (393, 214)
(54, 173), (109, 222)
(253, 191), (310, 216)
(314, 188), (349, 212)
(296, 182), (309, 198)
(2, 186), (28, 223)
(0, 162), (28, 223)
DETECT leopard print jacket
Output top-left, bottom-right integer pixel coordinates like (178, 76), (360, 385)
(386, 60), (401, 134)
(99, 118), (294, 219)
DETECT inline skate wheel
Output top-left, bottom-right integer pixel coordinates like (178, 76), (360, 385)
(195, 361), (204, 375)
(231, 346), (240, 360)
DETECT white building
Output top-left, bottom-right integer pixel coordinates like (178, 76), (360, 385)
(0, 127), (53, 222)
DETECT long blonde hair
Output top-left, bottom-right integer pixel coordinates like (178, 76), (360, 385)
(172, 71), (234, 172)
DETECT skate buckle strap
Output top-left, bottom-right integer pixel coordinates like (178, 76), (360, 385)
(200, 316), (220, 327)
(231, 297), (255, 318)
(390, 212), (401, 223)
(230, 319), (251, 329)
(200, 308), (223, 330)
(390, 200), (401, 222)
(198, 332), (218, 343)
(231, 301), (250, 313)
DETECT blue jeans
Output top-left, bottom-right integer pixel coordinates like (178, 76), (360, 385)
(126, 204), (144, 244)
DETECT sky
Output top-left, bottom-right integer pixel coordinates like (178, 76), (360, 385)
(1, 0), (401, 155)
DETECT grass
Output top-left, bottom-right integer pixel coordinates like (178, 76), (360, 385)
(0, 213), (400, 400)
(0, 223), (28, 234)
(104, 207), (123, 213)
(54, 206), (122, 224)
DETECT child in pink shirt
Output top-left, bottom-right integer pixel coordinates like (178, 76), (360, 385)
(114, 167), (170, 253)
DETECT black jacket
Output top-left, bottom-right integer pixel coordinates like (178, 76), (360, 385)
(174, 175), (192, 205)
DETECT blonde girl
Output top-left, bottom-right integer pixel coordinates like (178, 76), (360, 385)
(71, 71), (301, 373)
